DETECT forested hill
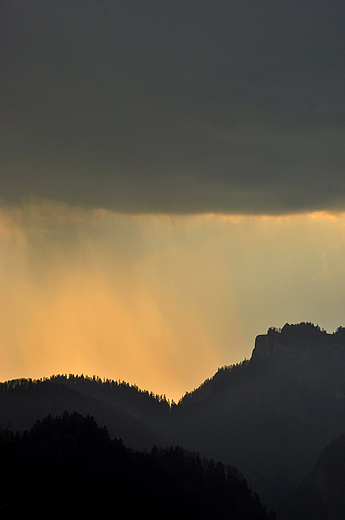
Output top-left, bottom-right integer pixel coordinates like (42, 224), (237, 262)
(0, 412), (275, 519)
(0, 376), (171, 451)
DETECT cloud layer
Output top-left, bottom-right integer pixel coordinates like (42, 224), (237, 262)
(2, 1), (345, 214)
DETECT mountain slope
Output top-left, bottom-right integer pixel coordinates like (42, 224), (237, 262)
(166, 323), (345, 507)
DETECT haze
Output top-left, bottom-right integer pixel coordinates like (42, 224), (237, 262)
(1, 203), (344, 400)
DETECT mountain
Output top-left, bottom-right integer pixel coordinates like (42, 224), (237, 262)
(0, 411), (274, 519)
(167, 323), (345, 507)
(2, 322), (345, 513)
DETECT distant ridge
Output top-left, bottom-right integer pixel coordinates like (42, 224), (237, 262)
(0, 375), (171, 451)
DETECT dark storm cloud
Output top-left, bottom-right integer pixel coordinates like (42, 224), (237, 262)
(1, 0), (345, 214)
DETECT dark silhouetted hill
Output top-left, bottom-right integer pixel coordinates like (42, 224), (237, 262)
(0, 412), (275, 519)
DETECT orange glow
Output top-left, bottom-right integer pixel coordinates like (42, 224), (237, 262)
(1, 202), (345, 400)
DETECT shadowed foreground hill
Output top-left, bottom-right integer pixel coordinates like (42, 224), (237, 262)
(0, 412), (274, 519)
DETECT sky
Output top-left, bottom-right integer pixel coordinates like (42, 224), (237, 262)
(1, 1), (345, 400)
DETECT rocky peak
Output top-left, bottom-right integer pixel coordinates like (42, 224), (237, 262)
(251, 328), (284, 361)
(250, 322), (338, 362)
